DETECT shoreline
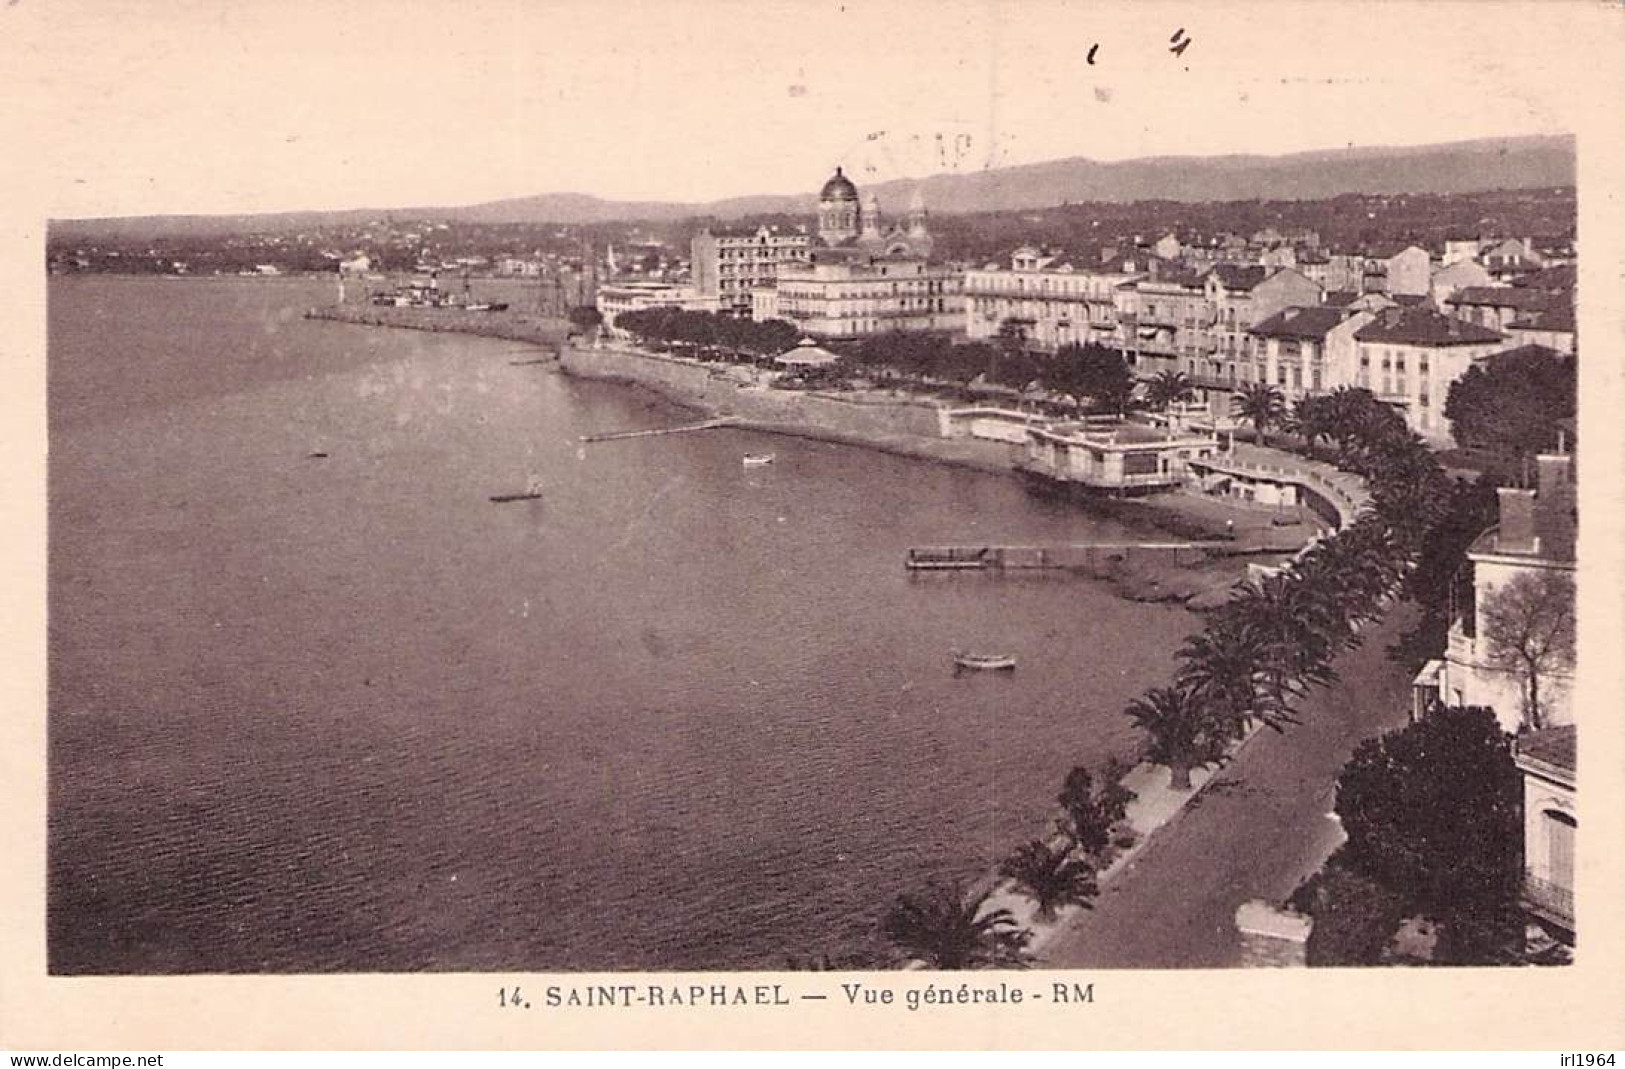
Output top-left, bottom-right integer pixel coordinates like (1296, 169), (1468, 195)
(306, 305), (1320, 605)
(306, 301), (1359, 967)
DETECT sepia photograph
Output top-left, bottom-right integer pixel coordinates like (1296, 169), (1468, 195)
(5, 0), (1625, 1052)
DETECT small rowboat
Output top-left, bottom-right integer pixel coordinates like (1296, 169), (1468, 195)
(491, 478), (544, 504)
(742, 453), (776, 467)
(953, 652), (1017, 672)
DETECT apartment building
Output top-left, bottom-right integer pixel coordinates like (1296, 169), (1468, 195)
(1347, 306), (1506, 444)
(691, 225), (811, 316)
(963, 247), (1139, 351)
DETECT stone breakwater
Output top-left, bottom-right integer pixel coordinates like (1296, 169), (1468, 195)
(559, 341), (969, 452)
(305, 303), (572, 348)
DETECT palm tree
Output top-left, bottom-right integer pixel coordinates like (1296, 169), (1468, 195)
(1122, 681), (1232, 790)
(1144, 370), (1195, 411)
(1226, 573), (1344, 714)
(1056, 760), (1136, 857)
(1233, 382), (1286, 445)
(882, 884), (1031, 969)
(1176, 619), (1284, 734)
(1290, 395), (1334, 458)
(999, 840), (1099, 921)
(1292, 521), (1404, 628)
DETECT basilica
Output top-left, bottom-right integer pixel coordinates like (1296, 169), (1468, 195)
(690, 166), (963, 337)
(811, 166), (935, 261)
(757, 167), (962, 337)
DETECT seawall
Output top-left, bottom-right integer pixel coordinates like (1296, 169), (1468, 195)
(305, 303), (571, 348)
(561, 341), (942, 434)
(300, 312), (1344, 555)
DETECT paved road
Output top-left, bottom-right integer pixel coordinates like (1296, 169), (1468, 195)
(1042, 604), (1419, 969)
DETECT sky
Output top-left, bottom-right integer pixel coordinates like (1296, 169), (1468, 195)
(1, 0), (1616, 219)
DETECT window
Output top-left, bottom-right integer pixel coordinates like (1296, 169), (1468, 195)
(1545, 810), (1576, 892)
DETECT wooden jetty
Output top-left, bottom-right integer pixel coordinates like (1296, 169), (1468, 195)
(906, 542), (1232, 572)
(579, 416), (738, 444)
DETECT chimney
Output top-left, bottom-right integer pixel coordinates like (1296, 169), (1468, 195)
(1535, 453), (1577, 558)
(1496, 487), (1538, 553)
(1536, 452), (1574, 497)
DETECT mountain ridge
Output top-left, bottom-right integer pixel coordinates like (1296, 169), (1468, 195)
(53, 134), (1574, 239)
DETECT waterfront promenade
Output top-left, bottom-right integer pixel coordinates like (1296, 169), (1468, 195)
(1039, 604), (1418, 967)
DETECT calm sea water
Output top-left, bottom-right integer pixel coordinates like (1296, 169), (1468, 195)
(48, 276), (1198, 973)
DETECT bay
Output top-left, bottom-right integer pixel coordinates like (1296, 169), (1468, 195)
(47, 276), (1198, 973)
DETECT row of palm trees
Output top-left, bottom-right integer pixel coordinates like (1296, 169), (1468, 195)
(882, 384), (1453, 968)
(883, 760), (1135, 968)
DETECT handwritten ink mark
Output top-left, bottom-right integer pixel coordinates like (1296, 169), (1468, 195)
(1169, 28), (1192, 57)
(1087, 43), (1099, 65)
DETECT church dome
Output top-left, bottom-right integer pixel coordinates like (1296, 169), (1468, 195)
(820, 167), (858, 202)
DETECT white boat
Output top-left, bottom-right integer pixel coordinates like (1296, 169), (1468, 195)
(742, 453), (776, 467)
(952, 652), (1017, 672)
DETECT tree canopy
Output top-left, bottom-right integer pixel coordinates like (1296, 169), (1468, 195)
(1332, 705), (1524, 962)
(566, 305), (603, 331)
(1444, 348), (1576, 470)
(1481, 569), (1576, 731)
(881, 885), (1031, 969)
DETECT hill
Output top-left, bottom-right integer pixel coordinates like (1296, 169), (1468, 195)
(53, 134), (1574, 240)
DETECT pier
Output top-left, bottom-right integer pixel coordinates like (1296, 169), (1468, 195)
(905, 539), (1283, 572)
(578, 416), (739, 443)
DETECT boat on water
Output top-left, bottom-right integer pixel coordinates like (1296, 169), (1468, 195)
(952, 652), (1017, 672)
(490, 477), (545, 504)
(742, 453), (776, 467)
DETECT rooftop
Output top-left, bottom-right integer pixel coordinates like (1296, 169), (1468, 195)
(1516, 725), (1576, 775)
(1483, 343), (1569, 364)
(1512, 264), (1577, 291)
(1138, 265), (1207, 289)
(707, 224), (807, 240)
(1511, 305), (1576, 333)
(1207, 263), (1269, 291)
(820, 167), (858, 202)
(1251, 306), (1353, 339)
(1448, 285), (1555, 311)
(1354, 306), (1503, 346)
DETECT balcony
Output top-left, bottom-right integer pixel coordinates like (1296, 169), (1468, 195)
(1523, 872), (1574, 930)
(1185, 371), (1239, 391)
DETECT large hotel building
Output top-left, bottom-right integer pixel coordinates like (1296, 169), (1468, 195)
(692, 167), (963, 338)
(690, 225), (811, 316)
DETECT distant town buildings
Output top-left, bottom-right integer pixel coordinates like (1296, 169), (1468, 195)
(596, 281), (717, 337)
